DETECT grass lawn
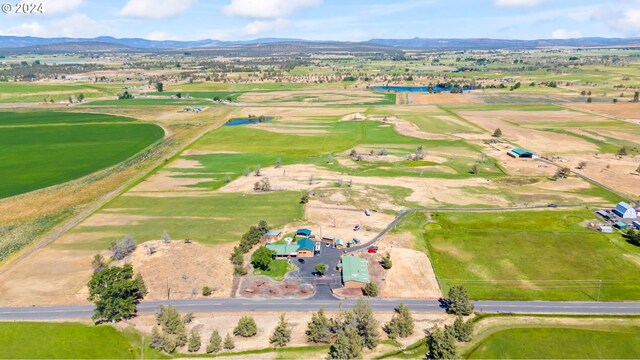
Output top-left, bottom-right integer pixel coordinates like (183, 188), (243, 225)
(0, 322), (166, 359)
(466, 326), (640, 359)
(0, 111), (164, 198)
(60, 192), (304, 249)
(253, 259), (296, 280)
(423, 210), (640, 300)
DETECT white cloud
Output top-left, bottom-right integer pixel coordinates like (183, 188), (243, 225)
(40, 0), (84, 15)
(147, 31), (179, 40)
(551, 28), (583, 39)
(119, 0), (195, 19)
(224, 0), (322, 18)
(590, 4), (640, 36)
(0, 13), (108, 37)
(242, 18), (290, 35)
(0, 22), (45, 36)
(495, 0), (545, 6)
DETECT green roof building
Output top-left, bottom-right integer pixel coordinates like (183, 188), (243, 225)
(507, 147), (538, 159)
(297, 238), (315, 252)
(296, 228), (312, 237)
(266, 244), (300, 257)
(338, 256), (370, 288)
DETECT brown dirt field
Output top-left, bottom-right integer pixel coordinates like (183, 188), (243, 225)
(567, 103), (640, 122)
(459, 110), (600, 154)
(129, 170), (214, 192)
(367, 115), (454, 140)
(561, 153), (640, 197)
(382, 248), (442, 299)
(408, 93), (484, 105)
(129, 311), (451, 355)
(238, 90), (384, 106)
(122, 240), (234, 300)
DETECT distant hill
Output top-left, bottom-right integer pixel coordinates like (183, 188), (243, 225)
(11, 41), (132, 52)
(1, 35), (639, 52)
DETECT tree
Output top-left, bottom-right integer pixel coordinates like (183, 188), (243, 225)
(623, 228), (640, 246)
(351, 299), (380, 349)
(587, 97), (592, 103)
(183, 312), (194, 324)
(254, 165), (261, 176)
(251, 247), (275, 271)
(188, 329), (202, 352)
(150, 326), (165, 351)
(328, 327), (362, 360)
(68, 96), (74, 104)
(91, 254), (107, 273)
(275, 158), (283, 168)
(617, 147), (628, 156)
(306, 308), (332, 344)
(270, 314), (292, 347)
(470, 163), (479, 175)
(156, 305), (187, 346)
(162, 230), (171, 244)
(77, 93), (85, 102)
(327, 153), (333, 163)
(300, 191), (310, 204)
(492, 128), (502, 137)
(381, 253), (392, 269)
(315, 263), (327, 275)
(613, 98), (618, 104)
(224, 175), (232, 184)
(634, 91), (639, 103)
(110, 234), (136, 260)
(451, 315), (474, 342)
(428, 326), (457, 359)
(577, 161), (587, 170)
(243, 167), (250, 176)
(445, 285), (474, 316)
(552, 167), (571, 180)
(234, 316), (258, 337)
(87, 264), (147, 323)
(223, 333), (235, 350)
(363, 282), (379, 297)
(156, 82), (164, 92)
(383, 303), (414, 339)
(202, 286), (212, 296)
(206, 331), (222, 354)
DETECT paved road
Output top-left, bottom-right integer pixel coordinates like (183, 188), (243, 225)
(3, 299), (640, 321)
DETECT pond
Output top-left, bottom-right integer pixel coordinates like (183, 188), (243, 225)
(369, 85), (473, 92)
(224, 117), (272, 126)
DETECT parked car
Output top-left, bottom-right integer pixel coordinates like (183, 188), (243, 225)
(353, 225), (361, 231)
(298, 258), (305, 264)
(326, 243), (330, 248)
(367, 247), (377, 253)
(548, 203), (558, 208)
(364, 209), (371, 216)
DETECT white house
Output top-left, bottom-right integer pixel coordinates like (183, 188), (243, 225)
(613, 201), (637, 219)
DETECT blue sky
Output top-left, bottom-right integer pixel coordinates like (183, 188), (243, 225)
(1, 0), (639, 41)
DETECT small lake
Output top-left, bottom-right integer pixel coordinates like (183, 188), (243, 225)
(369, 85), (473, 92)
(224, 118), (272, 126)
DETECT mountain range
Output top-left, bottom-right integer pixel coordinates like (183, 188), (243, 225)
(0, 35), (639, 51)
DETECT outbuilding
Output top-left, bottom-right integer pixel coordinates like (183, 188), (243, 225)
(321, 235), (336, 244)
(599, 225), (613, 233)
(296, 228), (312, 238)
(266, 244), (300, 258)
(335, 239), (345, 249)
(337, 255), (370, 289)
(633, 221), (640, 230)
(613, 202), (637, 219)
(296, 238), (315, 258)
(614, 221), (628, 230)
(263, 230), (283, 243)
(507, 147), (539, 159)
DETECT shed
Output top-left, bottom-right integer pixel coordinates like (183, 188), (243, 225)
(266, 244), (299, 258)
(633, 221), (640, 230)
(599, 225), (613, 233)
(321, 235), (336, 243)
(263, 229), (283, 243)
(507, 147), (538, 159)
(296, 228), (312, 237)
(596, 210), (611, 220)
(613, 202), (637, 219)
(614, 221), (628, 230)
(337, 256), (370, 289)
(335, 239), (345, 249)
(296, 238), (315, 258)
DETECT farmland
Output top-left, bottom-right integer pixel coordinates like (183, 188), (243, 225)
(0, 112), (164, 198)
(0, 322), (165, 359)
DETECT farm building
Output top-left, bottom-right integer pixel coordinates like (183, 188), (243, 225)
(613, 202), (637, 219)
(337, 256), (370, 289)
(296, 228), (312, 238)
(266, 244), (300, 258)
(335, 239), (345, 249)
(633, 221), (640, 230)
(596, 210), (612, 220)
(321, 235), (336, 243)
(614, 221), (628, 230)
(296, 238), (315, 258)
(507, 147), (538, 159)
(599, 225), (613, 233)
(263, 230), (283, 243)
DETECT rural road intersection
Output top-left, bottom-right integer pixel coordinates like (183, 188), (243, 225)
(2, 299), (640, 321)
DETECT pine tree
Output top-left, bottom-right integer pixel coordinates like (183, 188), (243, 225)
(492, 128), (502, 137)
(451, 315), (474, 342)
(327, 327), (362, 360)
(270, 314), (292, 347)
(307, 308), (333, 343)
(446, 285), (474, 316)
(206, 330), (222, 354)
(234, 316), (258, 337)
(381, 253), (392, 269)
(428, 326), (457, 359)
(156, 305), (187, 346)
(223, 333), (235, 350)
(383, 303), (414, 339)
(188, 329), (201, 352)
(363, 282), (379, 297)
(150, 326), (165, 350)
(351, 299), (380, 349)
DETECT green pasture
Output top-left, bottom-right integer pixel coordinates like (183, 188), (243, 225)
(0, 322), (166, 359)
(0, 82), (125, 103)
(85, 98), (214, 106)
(253, 259), (296, 280)
(466, 326), (640, 359)
(422, 210), (640, 301)
(58, 192), (304, 249)
(0, 112), (163, 198)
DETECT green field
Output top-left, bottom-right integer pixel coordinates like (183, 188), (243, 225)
(59, 192), (304, 249)
(0, 322), (166, 359)
(0, 112), (164, 198)
(466, 326), (640, 359)
(253, 259), (295, 280)
(423, 210), (640, 300)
